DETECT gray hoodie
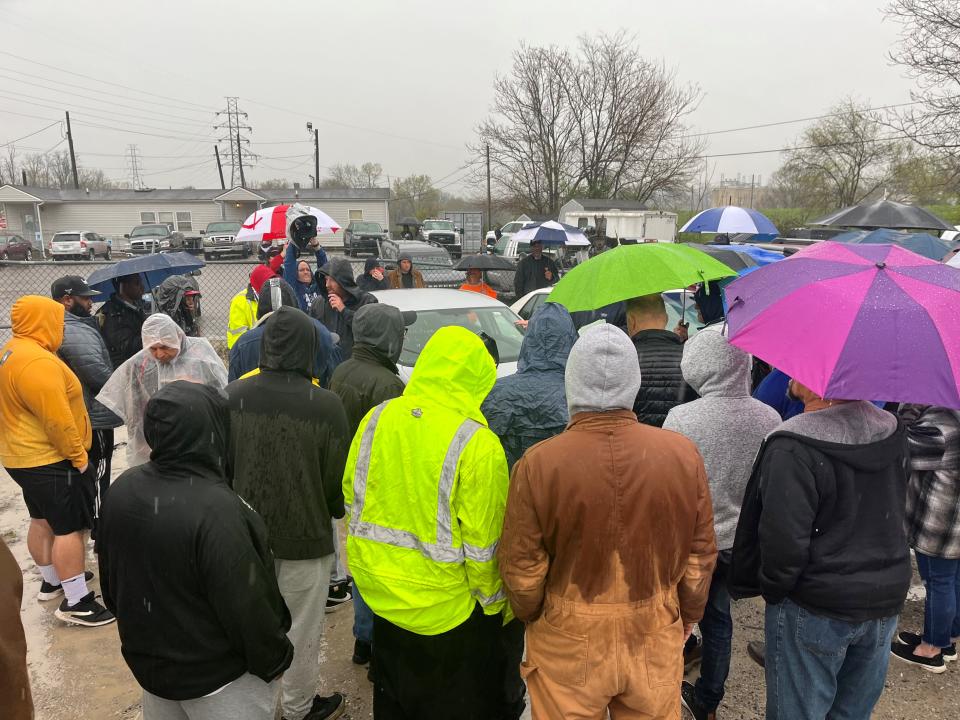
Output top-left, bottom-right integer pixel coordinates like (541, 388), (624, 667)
(663, 326), (781, 550)
(565, 324), (641, 416)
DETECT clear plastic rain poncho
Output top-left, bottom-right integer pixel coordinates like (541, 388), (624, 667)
(96, 313), (228, 467)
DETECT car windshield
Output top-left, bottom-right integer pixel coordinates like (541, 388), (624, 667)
(422, 221), (454, 231)
(53, 233), (81, 243)
(131, 226), (167, 237)
(399, 307), (524, 366)
(206, 222), (240, 233)
(502, 222), (526, 234)
(354, 222), (382, 233)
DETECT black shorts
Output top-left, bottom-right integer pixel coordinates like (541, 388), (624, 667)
(6, 460), (95, 535)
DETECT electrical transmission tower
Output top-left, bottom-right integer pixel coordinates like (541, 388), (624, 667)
(215, 97), (256, 187)
(126, 144), (145, 190)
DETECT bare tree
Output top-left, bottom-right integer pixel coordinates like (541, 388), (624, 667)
(774, 99), (902, 208)
(886, 0), (960, 182)
(324, 162), (384, 189)
(391, 174), (440, 222)
(255, 177), (291, 190)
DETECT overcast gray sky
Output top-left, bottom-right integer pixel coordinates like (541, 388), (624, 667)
(0, 0), (915, 196)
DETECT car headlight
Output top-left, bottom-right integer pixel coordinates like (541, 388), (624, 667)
(160, 240), (170, 248)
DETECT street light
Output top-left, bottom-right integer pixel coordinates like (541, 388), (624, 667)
(307, 122), (318, 189)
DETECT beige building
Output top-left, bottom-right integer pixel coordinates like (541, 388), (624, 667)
(0, 184), (390, 250)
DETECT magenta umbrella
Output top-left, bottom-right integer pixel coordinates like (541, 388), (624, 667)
(724, 242), (960, 408)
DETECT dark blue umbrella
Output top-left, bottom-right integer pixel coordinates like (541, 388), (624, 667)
(830, 228), (951, 261)
(86, 252), (205, 301)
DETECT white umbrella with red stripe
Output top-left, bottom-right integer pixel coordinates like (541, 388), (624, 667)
(235, 204), (340, 244)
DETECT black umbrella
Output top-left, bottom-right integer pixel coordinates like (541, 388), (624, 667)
(397, 217), (422, 227)
(811, 199), (953, 233)
(691, 244), (759, 272)
(454, 254), (517, 271)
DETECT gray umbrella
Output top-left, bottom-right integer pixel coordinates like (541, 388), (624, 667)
(811, 199), (953, 232)
(454, 254), (517, 271)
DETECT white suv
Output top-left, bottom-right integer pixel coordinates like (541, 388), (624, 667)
(50, 231), (112, 261)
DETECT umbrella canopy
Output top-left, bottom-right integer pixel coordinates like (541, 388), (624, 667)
(86, 252), (205, 301)
(729, 244), (785, 266)
(512, 220), (590, 246)
(724, 242), (960, 408)
(831, 228), (952, 261)
(454, 254), (516, 271)
(681, 206), (779, 235)
(811, 199), (953, 233)
(397, 217), (422, 227)
(548, 243), (737, 312)
(691, 244), (760, 272)
(947, 253), (960, 269)
(235, 204), (340, 244)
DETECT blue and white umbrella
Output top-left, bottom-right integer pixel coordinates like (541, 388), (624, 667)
(681, 206), (779, 236)
(512, 220), (590, 246)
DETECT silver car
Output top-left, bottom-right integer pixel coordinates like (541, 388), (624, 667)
(50, 231), (112, 261)
(370, 288), (526, 383)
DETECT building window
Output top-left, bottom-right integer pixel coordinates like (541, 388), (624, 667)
(176, 211), (193, 231)
(577, 217), (588, 229)
(349, 209), (363, 221)
(158, 211), (174, 227)
(140, 211), (157, 224)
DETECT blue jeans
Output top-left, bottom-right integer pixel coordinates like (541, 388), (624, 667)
(354, 585), (374, 644)
(915, 551), (960, 647)
(765, 599), (896, 720)
(694, 552), (732, 711)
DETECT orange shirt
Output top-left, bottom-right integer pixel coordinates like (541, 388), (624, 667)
(459, 282), (497, 299)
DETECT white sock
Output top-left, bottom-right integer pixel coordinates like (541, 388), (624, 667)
(62, 573), (90, 607)
(39, 564), (61, 586)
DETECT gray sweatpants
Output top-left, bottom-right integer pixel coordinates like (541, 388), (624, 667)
(276, 554), (336, 720)
(141, 673), (279, 720)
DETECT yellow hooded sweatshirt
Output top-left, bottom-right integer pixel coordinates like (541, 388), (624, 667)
(0, 296), (91, 470)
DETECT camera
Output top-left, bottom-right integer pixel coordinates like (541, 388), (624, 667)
(286, 203), (318, 252)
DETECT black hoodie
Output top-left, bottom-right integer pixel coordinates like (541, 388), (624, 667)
(731, 406), (911, 622)
(310, 257), (377, 358)
(226, 307), (350, 560)
(98, 381), (293, 701)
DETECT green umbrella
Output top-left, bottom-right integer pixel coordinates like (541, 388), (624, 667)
(548, 243), (737, 312)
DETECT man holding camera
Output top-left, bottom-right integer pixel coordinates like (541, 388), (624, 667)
(310, 257), (377, 360)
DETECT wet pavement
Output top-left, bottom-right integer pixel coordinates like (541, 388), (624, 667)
(1, 432), (957, 719)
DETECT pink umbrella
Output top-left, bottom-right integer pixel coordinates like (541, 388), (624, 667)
(724, 241), (960, 408)
(235, 204), (340, 244)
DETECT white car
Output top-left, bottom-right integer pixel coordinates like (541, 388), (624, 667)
(511, 287), (702, 335)
(50, 230), (112, 261)
(371, 288), (525, 382)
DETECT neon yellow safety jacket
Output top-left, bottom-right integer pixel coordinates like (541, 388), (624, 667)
(344, 326), (510, 636)
(226, 289), (258, 349)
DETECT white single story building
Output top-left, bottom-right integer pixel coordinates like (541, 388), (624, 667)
(558, 198), (677, 242)
(0, 185), (390, 250)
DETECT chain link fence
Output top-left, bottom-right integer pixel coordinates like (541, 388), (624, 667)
(0, 254), (519, 350)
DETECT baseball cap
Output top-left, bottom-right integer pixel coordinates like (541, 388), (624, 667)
(51, 275), (99, 299)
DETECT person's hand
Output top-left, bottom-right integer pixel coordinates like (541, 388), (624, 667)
(308, 237), (319, 248)
(544, 268), (554, 282)
(515, 318), (529, 330)
(328, 294), (345, 312)
(673, 321), (689, 342)
(280, 243), (287, 259)
(683, 623), (696, 644)
(78, 463), (89, 475)
(372, 269), (385, 281)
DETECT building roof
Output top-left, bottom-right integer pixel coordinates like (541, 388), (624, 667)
(569, 198), (649, 212)
(0, 184), (389, 203)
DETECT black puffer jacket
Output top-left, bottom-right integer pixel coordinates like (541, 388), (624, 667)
(97, 293), (146, 369)
(226, 307), (350, 560)
(98, 381), (293, 701)
(310, 257), (377, 358)
(329, 304), (406, 435)
(631, 329), (696, 427)
(58, 312), (122, 430)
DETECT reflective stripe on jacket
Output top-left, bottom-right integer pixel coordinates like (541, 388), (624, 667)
(226, 289), (258, 349)
(343, 326), (509, 635)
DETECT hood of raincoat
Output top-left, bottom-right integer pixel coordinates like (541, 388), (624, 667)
(353, 304), (405, 365)
(680, 324), (751, 398)
(152, 276), (195, 318)
(144, 380), (229, 474)
(318, 257), (363, 297)
(141, 313), (186, 354)
(259, 306), (317, 379)
(404, 326), (496, 424)
(565, 323), (642, 416)
(256, 277), (297, 320)
(11, 295), (65, 352)
(516, 302), (577, 374)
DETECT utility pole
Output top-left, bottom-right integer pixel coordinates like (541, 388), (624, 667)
(485, 144), (492, 235)
(236, 131), (246, 188)
(65, 111), (79, 189)
(21, 169), (27, 185)
(307, 122), (319, 189)
(215, 97), (255, 187)
(214, 145), (225, 190)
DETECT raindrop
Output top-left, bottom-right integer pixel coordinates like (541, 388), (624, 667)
(153, 497), (159, 515)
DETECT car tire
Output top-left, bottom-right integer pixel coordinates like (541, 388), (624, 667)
(0, 251), (6, 261)
(25, 250), (32, 261)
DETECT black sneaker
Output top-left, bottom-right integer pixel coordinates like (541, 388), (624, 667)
(683, 634), (702, 670)
(890, 641), (947, 673)
(352, 638), (372, 665)
(897, 631), (958, 661)
(680, 681), (714, 720)
(746, 640), (766, 668)
(304, 692), (345, 720)
(54, 591), (115, 627)
(37, 570), (95, 602)
(325, 581), (352, 613)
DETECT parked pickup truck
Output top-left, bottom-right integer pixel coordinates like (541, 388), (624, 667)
(418, 219), (462, 258)
(201, 221), (249, 260)
(125, 223), (198, 254)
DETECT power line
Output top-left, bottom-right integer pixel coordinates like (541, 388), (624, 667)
(0, 121), (61, 148)
(215, 97), (257, 186)
(126, 145), (145, 190)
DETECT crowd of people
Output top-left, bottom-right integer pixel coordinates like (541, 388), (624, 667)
(0, 222), (958, 720)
